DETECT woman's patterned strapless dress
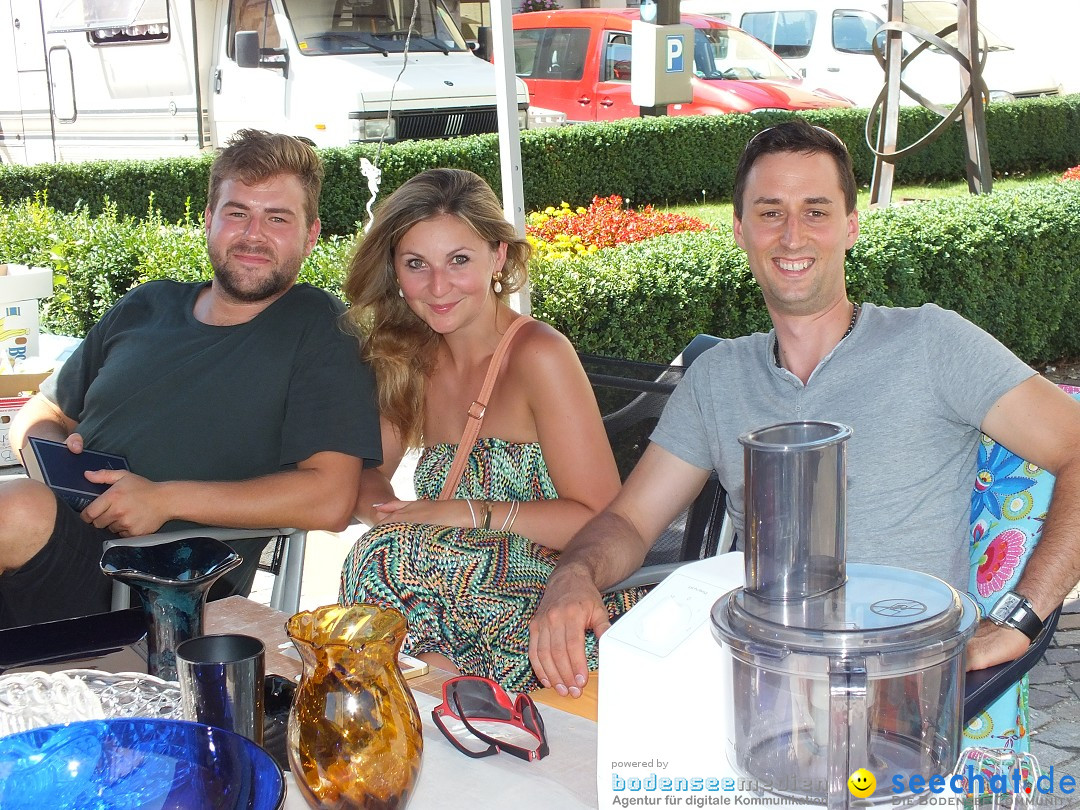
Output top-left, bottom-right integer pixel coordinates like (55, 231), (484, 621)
(340, 438), (642, 691)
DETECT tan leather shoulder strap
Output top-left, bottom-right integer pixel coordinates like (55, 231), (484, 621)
(438, 315), (533, 500)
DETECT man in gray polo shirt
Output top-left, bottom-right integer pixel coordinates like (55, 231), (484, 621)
(529, 120), (1080, 699)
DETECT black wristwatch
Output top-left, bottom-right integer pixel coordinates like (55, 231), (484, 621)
(987, 591), (1043, 642)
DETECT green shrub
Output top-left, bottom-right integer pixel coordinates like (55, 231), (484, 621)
(3, 180), (1079, 367)
(4, 96), (1079, 236)
(533, 179), (1080, 364)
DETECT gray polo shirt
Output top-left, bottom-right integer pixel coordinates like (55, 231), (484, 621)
(652, 303), (1035, 589)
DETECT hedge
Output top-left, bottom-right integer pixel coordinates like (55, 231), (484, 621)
(2, 95), (1079, 236)
(529, 179), (1080, 363)
(3, 179), (1078, 365)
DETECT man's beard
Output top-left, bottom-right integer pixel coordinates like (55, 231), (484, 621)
(209, 243), (300, 303)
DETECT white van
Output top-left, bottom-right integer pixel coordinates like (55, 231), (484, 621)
(0, 0), (536, 165)
(680, 0), (1062, 109)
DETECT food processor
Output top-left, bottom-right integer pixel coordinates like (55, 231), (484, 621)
(711, 421), (978, 807)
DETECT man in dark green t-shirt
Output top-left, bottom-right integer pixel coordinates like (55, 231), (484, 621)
(0, 130), (381, 628)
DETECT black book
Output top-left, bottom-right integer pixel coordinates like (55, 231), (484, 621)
(23, 436), (130, 512)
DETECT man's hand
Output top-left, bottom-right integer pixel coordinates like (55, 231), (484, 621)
(64, 432), (86, 454)
(81, 470), (171, 536)
(965, 618), (1031, 671)
(529, 564), (610, 697)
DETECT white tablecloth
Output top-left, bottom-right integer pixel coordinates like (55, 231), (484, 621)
(282, 690), (597, 809)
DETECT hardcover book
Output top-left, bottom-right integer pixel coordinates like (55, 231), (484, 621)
(23, 437), (130, 512)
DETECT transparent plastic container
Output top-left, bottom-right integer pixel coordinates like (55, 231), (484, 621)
(712, 564), (977, 807)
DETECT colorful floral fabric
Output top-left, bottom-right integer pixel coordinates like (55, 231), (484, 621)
(962, 385), (1080, 751)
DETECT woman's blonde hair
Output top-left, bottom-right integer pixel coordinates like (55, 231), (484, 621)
(343, 168), (531, 449)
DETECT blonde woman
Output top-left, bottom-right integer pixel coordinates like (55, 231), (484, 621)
(339, 169), (641, 691)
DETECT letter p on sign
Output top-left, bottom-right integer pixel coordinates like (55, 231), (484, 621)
(666, 34), (684, 72)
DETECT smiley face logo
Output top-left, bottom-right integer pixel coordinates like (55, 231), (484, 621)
(848, 768), (876, 798)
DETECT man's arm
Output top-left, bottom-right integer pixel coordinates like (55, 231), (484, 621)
(529, 443), (711, 696)
(11, 393), (78, 466)
(968, 374), (1080, 670)
(81, 450), (363, 536)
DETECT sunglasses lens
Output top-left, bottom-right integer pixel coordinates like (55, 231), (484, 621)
(458, 716), (543, 752)
(449, 679), (514, 720)
(436, 712), (497, 756)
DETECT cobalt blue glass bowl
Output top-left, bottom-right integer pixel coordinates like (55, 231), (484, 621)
(0, 717), (284, 810)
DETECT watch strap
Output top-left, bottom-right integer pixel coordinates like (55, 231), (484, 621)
(991, 593), (1043, 642)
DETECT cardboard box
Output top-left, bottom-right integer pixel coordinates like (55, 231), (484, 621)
(0, 396), (31, 466)
(0, 370), (51, 399)
(0, 266), (53, 363)
(0, 265), (53, 304)
(0, 369), (50, 467)
(1, 300), (40, 361)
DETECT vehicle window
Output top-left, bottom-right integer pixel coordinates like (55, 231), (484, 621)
(229, 0), (282, 57)
(603, 33), (632, 82)
(696, 25), (801, 81)
(48, 0), (170, 45)
(518, 27), (589, 80)
(832, 10), (881, 54)
(285, 0), (470, 55)
(514, 29), (544, 75)
(739, 10), (815, 59)
(89, 20), (170, 45)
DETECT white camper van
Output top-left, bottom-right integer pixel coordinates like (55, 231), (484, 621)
(680, 0), (1062, 109)
(0, 0), (534, 164)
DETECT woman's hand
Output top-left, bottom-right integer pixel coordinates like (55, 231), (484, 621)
(373, 498), (478, 529)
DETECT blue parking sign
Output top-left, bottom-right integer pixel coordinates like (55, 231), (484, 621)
(666, 34), (684, 73)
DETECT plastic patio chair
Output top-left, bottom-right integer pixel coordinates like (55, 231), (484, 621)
(104, 527), (307, 615)
(583, 334), (728, 594)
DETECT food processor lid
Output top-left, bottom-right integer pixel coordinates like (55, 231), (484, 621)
(713, 564), (977, 655)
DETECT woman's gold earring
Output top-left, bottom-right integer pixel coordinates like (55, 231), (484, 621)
(493, 273), (503, 294)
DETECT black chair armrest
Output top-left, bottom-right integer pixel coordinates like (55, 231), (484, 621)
(962, 604), (1061, 723)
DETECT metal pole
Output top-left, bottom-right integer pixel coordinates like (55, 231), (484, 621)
(957, 0), (992, 194)
(869, 0), (904, 206)
(489, 0), (530, 313)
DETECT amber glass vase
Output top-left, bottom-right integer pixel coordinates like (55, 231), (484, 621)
(286, 604), (423, 810)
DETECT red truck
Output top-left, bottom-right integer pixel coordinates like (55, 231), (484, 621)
(511, 8), (852, 122)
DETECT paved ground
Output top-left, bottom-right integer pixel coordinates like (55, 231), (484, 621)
(1028, 582), (1080, 782)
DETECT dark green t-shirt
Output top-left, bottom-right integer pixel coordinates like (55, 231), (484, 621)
(42, 280), (381, 487)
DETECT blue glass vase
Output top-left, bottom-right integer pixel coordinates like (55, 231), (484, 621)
(100, 537), (242, 681)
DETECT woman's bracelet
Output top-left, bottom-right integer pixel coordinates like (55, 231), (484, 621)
(465, 498), (477, 529)
(500, 501), (521, 532)
(481, 500), (494, 530)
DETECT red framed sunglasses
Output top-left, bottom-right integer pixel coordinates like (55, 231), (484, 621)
(432, 675), (549, 762)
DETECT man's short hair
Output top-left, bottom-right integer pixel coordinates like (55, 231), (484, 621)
(733, 120), (857, 218)
(207, 130), (324, 227)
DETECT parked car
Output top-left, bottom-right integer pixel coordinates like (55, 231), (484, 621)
(680, 0), (1062, 109)
(510, 9), (851, 123)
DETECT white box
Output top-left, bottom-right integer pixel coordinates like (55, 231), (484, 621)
(0, 264), (53, 304)
(0, 266), (52, 363)
(596, 554), (813, 806)
(1, 300), (41, 361)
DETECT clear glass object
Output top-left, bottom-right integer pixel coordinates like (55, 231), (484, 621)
(286, 603), (423, 809)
